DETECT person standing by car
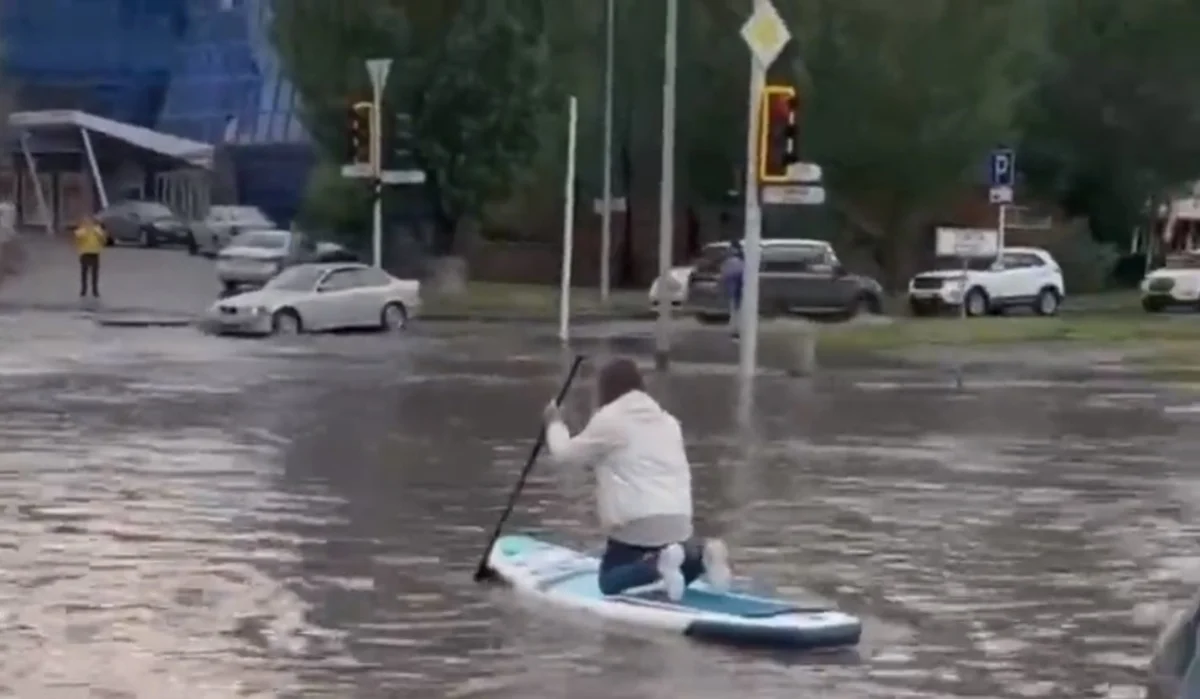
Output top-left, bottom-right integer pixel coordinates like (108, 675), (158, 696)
(74, 215), (106, 298)
(720, 241), (745, 339)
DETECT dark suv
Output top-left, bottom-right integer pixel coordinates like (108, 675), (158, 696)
(684, 239), (884, 322)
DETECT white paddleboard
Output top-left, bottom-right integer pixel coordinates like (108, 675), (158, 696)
(489, 534), (862, 649)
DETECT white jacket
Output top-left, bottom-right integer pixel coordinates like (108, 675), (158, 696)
(544, 390), (693, 531)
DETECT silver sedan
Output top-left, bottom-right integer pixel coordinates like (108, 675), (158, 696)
(203, 263), (421, 336)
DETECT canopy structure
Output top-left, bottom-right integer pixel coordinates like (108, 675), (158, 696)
(6, 109), (214, 234)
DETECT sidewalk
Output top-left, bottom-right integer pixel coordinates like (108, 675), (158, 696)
(0, 235), (218, 318)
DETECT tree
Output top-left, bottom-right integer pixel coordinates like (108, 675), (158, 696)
(271, 0), (555, 256)
(1019, 0), (1200, 247)
(778, 0), (1051, 285)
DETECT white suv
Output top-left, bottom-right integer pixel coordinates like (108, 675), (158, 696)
(907, 246), (1065, 317)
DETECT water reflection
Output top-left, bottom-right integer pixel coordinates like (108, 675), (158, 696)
(0, 318), (1194, 696)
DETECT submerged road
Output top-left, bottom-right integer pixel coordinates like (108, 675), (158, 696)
(0, 311), (1194, 697)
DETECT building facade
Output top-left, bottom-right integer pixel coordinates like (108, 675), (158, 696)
(1, 0), (313, 226)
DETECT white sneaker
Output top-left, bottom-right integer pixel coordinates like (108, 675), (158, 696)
(702, 539), (732, 592)
(655, 543), (686, 602)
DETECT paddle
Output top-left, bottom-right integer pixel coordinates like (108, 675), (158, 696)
(473, 354), (586, 582)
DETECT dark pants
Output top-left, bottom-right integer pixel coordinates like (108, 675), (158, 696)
(598, 538), (705, 596)
(79, 253), (99, 296)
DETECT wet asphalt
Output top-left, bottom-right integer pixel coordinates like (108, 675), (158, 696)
(0, 307), (1196, 697)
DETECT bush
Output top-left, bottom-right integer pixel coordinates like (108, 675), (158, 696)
(1040, 219), (1121, 294)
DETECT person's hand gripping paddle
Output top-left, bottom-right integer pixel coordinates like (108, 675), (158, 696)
(473, 355), (585, 582)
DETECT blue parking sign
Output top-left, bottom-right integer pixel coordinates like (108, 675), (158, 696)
(990, 149), (1015, 187)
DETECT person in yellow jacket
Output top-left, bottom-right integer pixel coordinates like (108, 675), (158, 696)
(74, 216), (106, 298)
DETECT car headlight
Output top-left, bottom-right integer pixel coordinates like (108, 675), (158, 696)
(251, 306), (268, 315)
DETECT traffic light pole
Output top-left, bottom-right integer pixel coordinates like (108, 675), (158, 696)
(367, 59), (390, 269)
(739, 0), (767, 388)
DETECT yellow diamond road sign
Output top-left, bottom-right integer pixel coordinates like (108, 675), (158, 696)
(740, 1), (790, 67)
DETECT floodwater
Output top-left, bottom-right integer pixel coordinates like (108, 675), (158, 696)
(0, 312), (1194, 698)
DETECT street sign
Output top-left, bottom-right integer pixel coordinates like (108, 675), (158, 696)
(762, 184), (825, 205)
(592, 196), (627, 214)
(740, 0), (790, 67)
(341, 163), (371, 178)
(785, 162), (823, 183)
(989, 185), (1014, 204)
(366, 58), (393, 93)
(935, 227), (999, 258)
(989, 148), (1015, 187)
(380, 169), (426, 185)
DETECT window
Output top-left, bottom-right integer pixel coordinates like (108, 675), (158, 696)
(762, 244), (827, 273)
(236, 230), (289, 249)
(693, 243), (731, 274)
(266, 265), (323, 291)
(1000, 252), (1042, 269)
(319, 269), (364, 292)
(359, 268), (393, 287)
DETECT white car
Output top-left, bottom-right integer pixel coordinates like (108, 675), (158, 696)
(204, 262), (420, 336)
(192, 205), (276, 257)
(648, 265), (695, 308)
(216, 229), (317, 293)
(1142, 254), (1200, 312)
(907, 246), (1065, 317)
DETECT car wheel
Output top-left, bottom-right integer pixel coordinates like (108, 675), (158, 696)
(271, 308), (303, 335)
(1143, 298), (1165, 313)
(380, 302), (409, 332)
(852, 293), (882, 317)
(1033, 287), (1060, 316)
(964, 287), (989, 317)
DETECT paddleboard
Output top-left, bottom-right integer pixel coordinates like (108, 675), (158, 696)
(489, 534), (862, 649)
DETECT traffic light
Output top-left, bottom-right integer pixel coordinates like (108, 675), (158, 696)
(758, 84), (799, 183)
(346, 101), (372, 165)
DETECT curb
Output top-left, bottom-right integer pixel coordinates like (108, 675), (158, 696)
(94, 316), (196, 328)
(418, 311), (654, 324)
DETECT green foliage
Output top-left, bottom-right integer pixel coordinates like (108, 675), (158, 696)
(272, 0), (1200, 281)
(295, 163), (373, 246)
(271, 0), (555, 255)
(1040, 220), (1121, 294)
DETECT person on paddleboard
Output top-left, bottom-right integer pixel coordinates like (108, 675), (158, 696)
(541, 356), (732, 601)
(1147, 590), (1200, 698)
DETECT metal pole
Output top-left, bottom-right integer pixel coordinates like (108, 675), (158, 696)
(599, 0), (615, 303)
(78, 127), (109, 209)
(559, 96), (579, 343)
(371, 87), (383, 268)
(366, 58), (392, 268)
(19, 133), (54, 236)
(654, 0), (678, 371)
(997, 203), (1008, 253)
(738, 0), (768, 384)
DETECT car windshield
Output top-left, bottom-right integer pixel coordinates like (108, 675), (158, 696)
(214, 207), (272, 225)
(693, 244), (731, 273)
(1165, 253), (1200, 269)
(265, 266), (324, 291)
(133, 203), (174, 220)
(931, 256), (996, 271)
(234, 231), (289, 249)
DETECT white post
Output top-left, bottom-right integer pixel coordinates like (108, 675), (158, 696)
(599, 0), (616, 303)
(654, 0), (678, 370)
(997, 203), (1008, 253)
(78, 127), (109, 210)
(366, 58), (392, 268)
(559, 96), (579, 343)
(19, 133), (54, 236)
(738, 0), (768, 384)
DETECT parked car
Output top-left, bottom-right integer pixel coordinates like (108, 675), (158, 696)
(314, 241), (360, 263)
(684, 239), (884, 322)
(907, 246), (1064, 317)
(1141, 252), (1200, 312)
(215, 229), (318, 294)
(204, 262), (420, 336)
(96, 200), (193, 249)
(192, 205), (276, 257)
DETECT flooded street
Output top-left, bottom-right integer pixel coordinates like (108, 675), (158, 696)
(0, 312), (1194, 697)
